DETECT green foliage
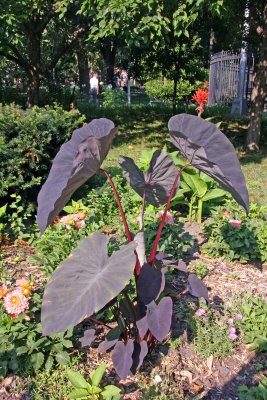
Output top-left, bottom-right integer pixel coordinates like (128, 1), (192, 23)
(0, 290), (74, 377)
(201, 203), (267, 263)
(0, 103), (85, 206)
(237, 293), (267, 352)
(189, 260), (209, 279)
(101, 88), (127, 108)
(238, 376), (267, 400)
(146, 222), (195, 259)
(145, 79), (194, 103)
(7, 194), (38, 242)
(0, 203), (7, 235)
(30, 358), (82, 400)
(191, 307), (235, 358)
(67, 364), (121, 400)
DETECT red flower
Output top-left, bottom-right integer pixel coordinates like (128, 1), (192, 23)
(192, 88), (209, 105)
(192, 88), (209, 117)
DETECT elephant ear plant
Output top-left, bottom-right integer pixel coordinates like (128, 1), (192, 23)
(37, 115), (249, 380)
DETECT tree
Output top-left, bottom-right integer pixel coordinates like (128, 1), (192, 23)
(246, 1), (267, 151)
(0, 1), (89, 106)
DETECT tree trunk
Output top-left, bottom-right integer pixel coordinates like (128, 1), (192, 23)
(246, 3), (267, 151)
(101, 43), (116, 86)
(173, 75), (178, 115)
(76, 47), (90, 94)
(26, 30), (42, 107)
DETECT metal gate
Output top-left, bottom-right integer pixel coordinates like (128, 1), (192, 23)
(208, 50), (254, 106)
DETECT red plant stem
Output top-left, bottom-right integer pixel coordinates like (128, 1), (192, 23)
(101, 168), (141, 276)
(89, 316), (113, 330)
(148, 164), (190, 263)
(101, 168), (132, 243)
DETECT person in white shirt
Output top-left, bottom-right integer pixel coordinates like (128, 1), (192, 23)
(90, 73), (99, 95)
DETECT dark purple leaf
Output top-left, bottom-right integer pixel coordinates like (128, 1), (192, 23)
(130, 341), (148, 374)
(156, 267), (168, 300)
(119, 150), (179, 207)
(41, 233), (136, 335)
(98, 339), (118, 353)
(173, 260), (188, 273)
(136, 263), (162, 305)
(134, 230), (146, 267)
(37, 118), (117, 233)
(147, 298), (173, 342)
(136, 316), (148, 340)
(188, 273), (209, 303)
(135, 301), (148, 339)
(112, 339), (134, 380)
(79, 329), (96, 347)
(168, 114), (249, 214)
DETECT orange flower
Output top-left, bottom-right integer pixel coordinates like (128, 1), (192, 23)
(0, 284), (8, 299)
(16, 277), (34, 297)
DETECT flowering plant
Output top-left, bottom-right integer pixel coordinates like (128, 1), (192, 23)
(192, 88), (209, 117)
(0, 277), (34, 318)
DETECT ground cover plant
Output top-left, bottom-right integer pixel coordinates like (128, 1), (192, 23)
(201, 202), (267, 263)
(35, 112), (250, 381)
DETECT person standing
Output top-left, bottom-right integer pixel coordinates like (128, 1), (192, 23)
(120, 68), (128, 92)
(89, 72), (99, 106)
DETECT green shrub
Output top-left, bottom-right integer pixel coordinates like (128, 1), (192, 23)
(0, 103), (85, 207)
(201, 203), (267, 263)
(101, 88), (127, 108)
(145, 78), (194, 102)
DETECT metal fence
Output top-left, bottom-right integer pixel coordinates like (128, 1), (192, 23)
(208, 50), (254, 106)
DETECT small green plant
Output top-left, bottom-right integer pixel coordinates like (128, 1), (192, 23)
(238, 376), (267, 400)
(189, 260), (209, 279)
(0, 203), (7, 235)
(201, 203), (267, 263)
(191, 306), (235, 358)
(67, 363), (121, 400)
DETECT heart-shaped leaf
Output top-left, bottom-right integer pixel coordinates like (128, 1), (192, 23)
(147, 297), (173, 342)
(130, 340), (148, 374)
(37, 118), (117, 233)
(168, 114), (249, 213)
(98, 339), (118, 353)
(135, 301), (148, 339)
(41, 232), (136, 335)
(79, 329), (96, 347)
(136, 263), (162, 305)
(119, 149), (179, 206)
(112, 339), (134, 380)
(188, 273), (209, 303)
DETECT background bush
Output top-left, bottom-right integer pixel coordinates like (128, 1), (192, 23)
(0, 104), (85, 209)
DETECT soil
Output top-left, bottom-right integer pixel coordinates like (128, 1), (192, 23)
(0, 227), (267, 400)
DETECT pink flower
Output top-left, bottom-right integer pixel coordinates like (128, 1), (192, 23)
(236, 314), (243, 320)
(228, 219), (242, 229)
(195, 308), (206, 317)
(3, 288), (29, 317)
(228, 318), (234, 324)
(156, 210), (174, 225)
(229, 332), (238, 341)
(75, 220), (86, 230)
(229, 327), (236, 334)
